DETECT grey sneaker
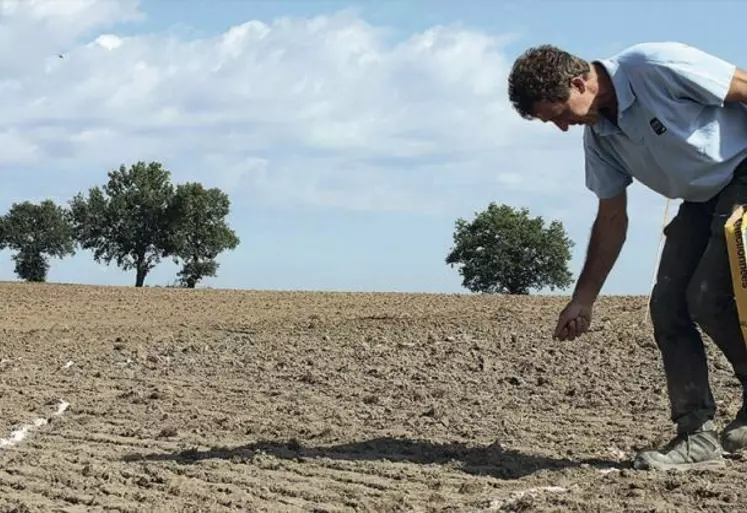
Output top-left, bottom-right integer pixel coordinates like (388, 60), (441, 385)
(633, 429), (725, 471)
(721, 409), (747, 454)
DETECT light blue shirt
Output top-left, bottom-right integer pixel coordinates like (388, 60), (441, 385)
(584, 42), (747, 202)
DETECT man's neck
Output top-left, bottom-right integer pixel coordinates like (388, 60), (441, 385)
(592, 61), (618, 122)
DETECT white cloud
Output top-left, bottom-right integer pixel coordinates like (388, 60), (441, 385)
(0, 128), (40, 165)
(0, 0), (666, 262)
(92, 34), (124, 50)
(0, 0), (141, 74)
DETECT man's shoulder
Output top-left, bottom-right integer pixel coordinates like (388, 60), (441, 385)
(607, 41), (697, 66)
(604, 41), (736, 103)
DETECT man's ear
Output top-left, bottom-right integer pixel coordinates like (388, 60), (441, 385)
(569, 76), (586, 93)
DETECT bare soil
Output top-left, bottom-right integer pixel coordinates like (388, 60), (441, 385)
(0, 282), (745, 512)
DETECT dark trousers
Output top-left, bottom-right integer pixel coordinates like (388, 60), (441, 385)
(650, 157), (747, 434)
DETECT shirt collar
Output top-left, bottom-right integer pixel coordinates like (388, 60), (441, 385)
(590, 57), (636, 136)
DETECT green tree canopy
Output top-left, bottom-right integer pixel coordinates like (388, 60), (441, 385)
(0, 200), (75, 282)
(167, 182), (240, 288)
(445, 202), (574, 295)
(69, 161), (176, 287)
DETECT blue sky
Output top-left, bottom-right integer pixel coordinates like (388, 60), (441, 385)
(0, 0), (743, 295)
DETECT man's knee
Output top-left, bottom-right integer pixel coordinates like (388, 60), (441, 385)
(686, 276), (732, 327)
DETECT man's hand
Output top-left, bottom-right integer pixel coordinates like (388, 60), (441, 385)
(553, 299), (593, 341)
(551, 191), (627, 341)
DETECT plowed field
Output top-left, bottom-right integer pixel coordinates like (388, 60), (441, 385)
(0, 282), (745, 512)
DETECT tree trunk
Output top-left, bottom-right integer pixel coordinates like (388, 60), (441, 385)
(135, 265), (147, 287)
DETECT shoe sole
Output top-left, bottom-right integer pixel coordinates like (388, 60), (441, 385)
(633, 458), (726, 471)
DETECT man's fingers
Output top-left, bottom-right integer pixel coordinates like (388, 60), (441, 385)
(579, 315), (591, 334)
(577, 317), (589, 334)
(564, 320), (574, 341)
(561, 319), (572, 340)
(555, 316), (585, 341)
(572, 318), (582, 337)
(568, 319), (578, 340)
(552, 302), (592, 342)
(554, 312), (572, 339)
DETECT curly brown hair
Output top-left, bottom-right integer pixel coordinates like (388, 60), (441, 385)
(507, 44), (591, 119)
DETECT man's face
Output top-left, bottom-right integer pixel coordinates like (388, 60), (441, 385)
(532, 76), (598, 131)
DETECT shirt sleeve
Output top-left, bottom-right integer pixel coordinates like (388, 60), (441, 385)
(636, 42), (736, 106)
(584, 129), (632, 199)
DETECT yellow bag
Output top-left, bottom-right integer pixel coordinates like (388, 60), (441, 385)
(725, 205), (747, 345)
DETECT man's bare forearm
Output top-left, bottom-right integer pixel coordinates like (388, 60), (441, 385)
(572, 211), (628, 304)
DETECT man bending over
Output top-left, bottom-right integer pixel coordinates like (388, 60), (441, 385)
(507, 41), (747, 471)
